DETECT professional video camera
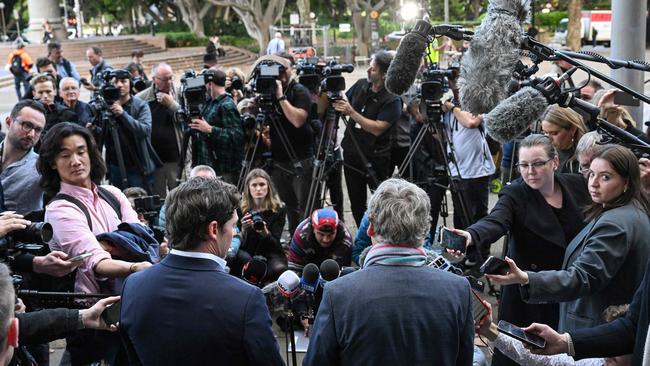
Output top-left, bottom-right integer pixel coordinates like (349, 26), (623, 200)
(88, 69), (122, 114)
(134, 195), (166, 242)
(178, 70), (208, 120)
(296, 58), (354, 98)
(251, 62), (283, 110)
(0, 222), (53, 263)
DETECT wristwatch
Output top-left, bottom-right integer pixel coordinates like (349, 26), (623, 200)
(277, 95), (287, 102)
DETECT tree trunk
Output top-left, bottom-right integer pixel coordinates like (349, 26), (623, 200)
(567, 0), (583, 51)
(296, 0), (310, 25)
(346, 0), (389, 57)
(173, 0), (213, 37)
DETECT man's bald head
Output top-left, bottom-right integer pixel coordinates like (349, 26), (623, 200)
(153, 63), (174, 93)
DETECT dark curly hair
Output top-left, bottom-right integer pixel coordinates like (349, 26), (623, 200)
(37, 122), (107, 197)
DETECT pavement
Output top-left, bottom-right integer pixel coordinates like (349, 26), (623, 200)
(6, 43), (649, 365)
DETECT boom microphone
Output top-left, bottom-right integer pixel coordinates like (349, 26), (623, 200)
(385, 20), (433, 96)
(300, 263), (320, 293)
(483, 86), (548, 143)
(459, 0), (530, 115)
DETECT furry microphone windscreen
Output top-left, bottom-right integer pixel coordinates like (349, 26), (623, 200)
(459, 0), (530, 115)
(385, 21), (431, 95)
(483, 87), (548, 143)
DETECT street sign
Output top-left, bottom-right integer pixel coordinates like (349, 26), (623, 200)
(339, 23), (351, 32)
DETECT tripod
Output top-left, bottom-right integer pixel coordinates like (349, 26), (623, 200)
(304, 97), (343, 217)
(103, 111), (129, 189)
(176, 111), (194, 184)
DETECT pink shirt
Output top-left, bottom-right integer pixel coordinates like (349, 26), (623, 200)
(45, 182), (140, 294)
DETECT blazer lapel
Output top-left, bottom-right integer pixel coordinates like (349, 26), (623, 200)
(562, 218), (599, 268)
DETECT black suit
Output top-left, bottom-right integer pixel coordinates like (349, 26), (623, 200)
(120, 253), (284, 366)
(466, 174), (590, 366)
(571, 259), (650, 365)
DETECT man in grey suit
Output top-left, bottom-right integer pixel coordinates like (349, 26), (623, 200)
(303, 178), (474, 366)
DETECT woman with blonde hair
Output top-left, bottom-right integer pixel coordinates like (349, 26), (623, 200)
(541, 105), (587, 173)
(233, 168), (287, 281)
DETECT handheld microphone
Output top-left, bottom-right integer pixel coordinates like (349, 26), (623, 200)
(242, 259), (267, 286)
(385, 20), (432, 96)
(277, 270), (301, 299)
(459, 0), (530, 115)
(319, 259), (341, 284)
(300, 263), (320, 293)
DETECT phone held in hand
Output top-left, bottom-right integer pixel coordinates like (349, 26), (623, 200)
(480, 256), (509, 275)
(470, 289), (489, 323)
(440, 227), (467, 254)
(497, 320), (546, 349)
(68, 252), (92, 262)
(101, 300), (121, 326)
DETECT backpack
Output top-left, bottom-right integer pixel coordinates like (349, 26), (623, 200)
(10, 54), (23, 76)
(51, 186), (122, 230)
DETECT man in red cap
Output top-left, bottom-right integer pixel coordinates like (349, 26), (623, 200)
(287, 208), (352, 271)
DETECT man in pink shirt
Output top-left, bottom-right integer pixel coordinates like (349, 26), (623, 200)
(37, 122), (151, 364)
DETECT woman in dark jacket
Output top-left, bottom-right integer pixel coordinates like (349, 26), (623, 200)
(489, 144), (650, 334)
(454, 134), (591, 366)
(232, 168), (287, 282)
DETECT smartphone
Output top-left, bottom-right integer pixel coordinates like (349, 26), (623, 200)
(68, 252), (92, 262)
(440, 227), (467, 253)
(497, 320), (546, 349)
(100, 300), (121, 326)
(613, 91), (640, 106)
(470, 289), (489, 323)
(480, 256), (509, 275)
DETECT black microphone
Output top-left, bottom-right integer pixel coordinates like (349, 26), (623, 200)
(385, 20), (433, 96)
(300, 263), (320, 293)
(242, 259), (267, 286)
(459, 0), (530, 115)
(319, 259), (341, 284)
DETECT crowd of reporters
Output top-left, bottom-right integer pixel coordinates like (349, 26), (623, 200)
(1, 33), (650, 366)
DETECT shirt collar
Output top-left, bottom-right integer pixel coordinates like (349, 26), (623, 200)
(169, 249), (227, 270)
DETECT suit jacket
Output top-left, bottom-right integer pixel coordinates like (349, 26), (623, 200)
(120, 253), (284, 366)
(571, 259), (650, 365)
(303, 264), (474, 366)
(524, 201), (650, 333)
(466, 174), (590, 330)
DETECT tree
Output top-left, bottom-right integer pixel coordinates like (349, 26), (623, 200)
(566, 0), (582, 50)
(172, 0), (214, 37)
(346, 0), (393, 57)
(209, 0), (286, 55)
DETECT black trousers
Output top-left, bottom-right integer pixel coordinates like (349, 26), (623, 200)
(271, 158), (313, 234)
(451, 175), (491, 260)
(325, 149), (345, 221)
(343, 153), (391, 227)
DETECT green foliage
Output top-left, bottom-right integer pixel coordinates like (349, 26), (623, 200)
(219, 35), (260, 54)
(535, 10), (568, 30)
(378, 16), (402, 35)
(163, 32), (209, 48)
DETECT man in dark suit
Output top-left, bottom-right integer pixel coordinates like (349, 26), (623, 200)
(524, 259), (650, 366)
(120, 177), (284, 366)
(303, 178), (474, 366)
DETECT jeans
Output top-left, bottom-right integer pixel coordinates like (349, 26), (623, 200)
(13, 72), (29, 99)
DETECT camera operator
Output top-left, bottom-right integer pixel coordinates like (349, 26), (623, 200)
(287, 208), (352, 271)
(441, 76), (495, 265)
(335, 51), (402, 226)
(136, 63), (182, 197)
(264, 53), (314, 233)
(104, 69), (159, 192)
(190, 69), (244, 185)
(84, 46), (112, 97)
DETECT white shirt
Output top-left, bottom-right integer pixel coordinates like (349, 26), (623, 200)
(170, 249), (227, 271)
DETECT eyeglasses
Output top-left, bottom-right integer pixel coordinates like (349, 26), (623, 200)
(18, 120), (44, 135)
(155, 76), (175, 82)
(516, 158), (553, 172)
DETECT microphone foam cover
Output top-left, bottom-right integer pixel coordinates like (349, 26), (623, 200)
(459, 0), (530, 115)
(302, 263), (320, 283)
(320, 259), (341, 282)
(385, 31), (428, 96)
(483, 87), (548, 143)
(277, 270), (301, 298)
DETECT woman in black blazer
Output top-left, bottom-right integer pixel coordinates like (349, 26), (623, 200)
(454, 134), (591, 366)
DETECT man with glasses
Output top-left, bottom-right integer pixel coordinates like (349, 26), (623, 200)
(136, 63), (182, 197)
(60, 77), (93, 126)
(0, 100), (46, 214)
